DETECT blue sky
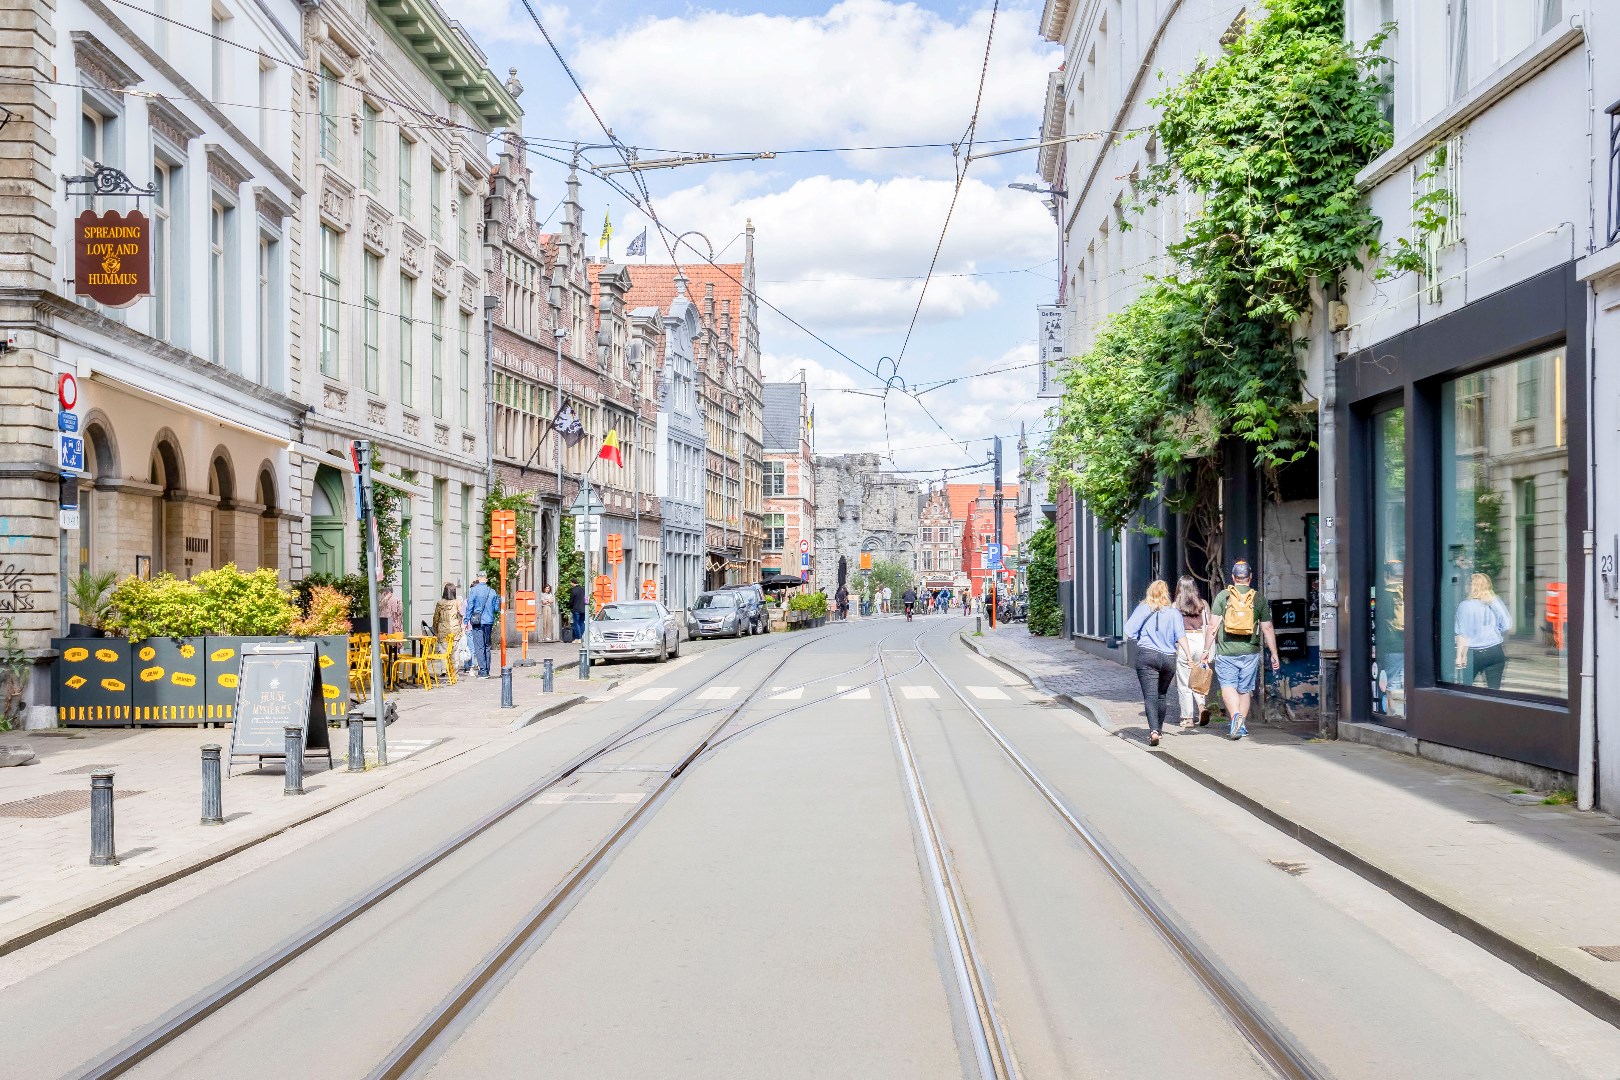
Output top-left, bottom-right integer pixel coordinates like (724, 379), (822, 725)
(462, 0), (1062, 474)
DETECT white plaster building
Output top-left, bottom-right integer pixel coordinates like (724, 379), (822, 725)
(294, 0), (518, 631)
(652, 283), (707, 615)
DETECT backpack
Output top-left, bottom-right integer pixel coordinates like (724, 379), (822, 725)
(1223, 587), (1256, 636)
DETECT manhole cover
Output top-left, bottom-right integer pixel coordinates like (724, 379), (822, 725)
(0, 788), (145, 818)
(55, 763), (121, 776)
(1579, 945), (1620, 962)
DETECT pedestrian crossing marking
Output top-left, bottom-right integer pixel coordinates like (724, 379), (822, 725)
(386, 739), (443, 761)
(533, 792), (646, 805)
(967, 686), (1010, 700)
(629, 687), (676, 701)
(901, 686), (939, 700)
(836, 685), (871, 700)
(697, 686), (739, 700)
(769, 686), (804, 700)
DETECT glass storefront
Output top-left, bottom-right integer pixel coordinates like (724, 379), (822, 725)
(1371, 408), (1406, 718)
(1437, 346), (1568, 701)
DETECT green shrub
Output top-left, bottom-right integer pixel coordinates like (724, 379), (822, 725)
(1026, 521), (1061, 636)
(192, 564), (296, 636)
(107, 574), (211, 642)
(67, 569), (118, 630)
(788, 592), (828, 618)
(294, 572), (369, 618)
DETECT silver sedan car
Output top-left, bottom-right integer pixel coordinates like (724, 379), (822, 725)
(587, 601), (682, 664)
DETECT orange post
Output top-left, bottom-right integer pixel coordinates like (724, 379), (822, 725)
(514, 591), (537, 662)
(489, 509), (518, 671)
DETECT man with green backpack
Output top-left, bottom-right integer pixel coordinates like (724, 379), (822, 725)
(1210, 559), (1280, 741)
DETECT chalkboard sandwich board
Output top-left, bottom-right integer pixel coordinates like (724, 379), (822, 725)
(226, 641), (333, 776)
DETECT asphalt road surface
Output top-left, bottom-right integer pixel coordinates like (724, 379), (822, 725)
(4, 616), (1619, 1079)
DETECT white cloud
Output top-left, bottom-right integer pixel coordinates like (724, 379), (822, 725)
(616, 172), (1056, 333)
(570, 1), (1058, 165)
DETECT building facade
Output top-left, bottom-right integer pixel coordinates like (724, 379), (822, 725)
(649, 284), (706, 614)
(3, 0), (308, 722)
(955, 485), (1018, 600)
(811, 454), (919, 593)
(916, 489), (965, 595)
(762, 377), (815, 582)
(295, 0), (517, 632)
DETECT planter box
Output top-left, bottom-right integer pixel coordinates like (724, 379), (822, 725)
(55, 634), (353, 728)
(53, 638), (133, 726)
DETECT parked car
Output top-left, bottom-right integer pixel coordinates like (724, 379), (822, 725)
(721, 583), (770, 634)
(688, 591), (749, 638)
(587, 601), (681, 663)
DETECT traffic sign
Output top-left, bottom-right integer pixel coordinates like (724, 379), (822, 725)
(57, 411), (79, 433)
(57, 372), (78, 410)
(569, 487), (606, 517)
(800, 553), (810, 568)
(59, 433), (84, 472)
(987, 543), (1004, 570)
(799, 539), (809, 554)
(573, 514), (601, 549)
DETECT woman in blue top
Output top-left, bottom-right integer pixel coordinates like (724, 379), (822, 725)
(1455, 573), (1513, 689)
(1125, 580), (1184, 745)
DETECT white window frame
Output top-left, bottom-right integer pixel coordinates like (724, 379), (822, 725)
(319, 225), (341, 377)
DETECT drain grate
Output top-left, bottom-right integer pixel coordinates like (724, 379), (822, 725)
(1579, 945), (1620, 962)
(0, 788), (145, 818)
(55, 763), (121, 776)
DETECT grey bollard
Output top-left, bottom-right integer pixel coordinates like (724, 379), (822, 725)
(283, 725), (305, 796)
(976, 615), (983, 635)
(578, 647), (589, 680)
(200, 744), (224, 826)
(542, 657), (554, 694)
(347, 716), (365, 772)
(500, 665), (514, 708)
(90, 771), (119, 866)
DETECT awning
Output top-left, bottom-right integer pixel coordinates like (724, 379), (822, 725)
(290, 445), (429, 500)
(88, 371), (294, 447)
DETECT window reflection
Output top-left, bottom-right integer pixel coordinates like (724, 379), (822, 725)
(1372, 408), (1406, 718)
(1439, 347), (1568, 700)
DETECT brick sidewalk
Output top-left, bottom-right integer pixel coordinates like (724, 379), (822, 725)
(965, 625), (1620, 1024)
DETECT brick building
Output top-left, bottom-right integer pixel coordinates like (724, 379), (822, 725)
(952, 483), (1019, 599)
(762, 377), (815, 581)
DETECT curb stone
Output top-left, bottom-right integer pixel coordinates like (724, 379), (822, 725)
(953, 630), (1620, 1030)
(0, 695), (587, 960)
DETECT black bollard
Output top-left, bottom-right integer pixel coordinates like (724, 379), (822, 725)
(500, 665), (514, 708)
(542, 657), (554, 694)
(283, 725), (305, 796)
(347, 716), (365, 772)
(200, 744), (224, 826)
(89, 771), (119, 866)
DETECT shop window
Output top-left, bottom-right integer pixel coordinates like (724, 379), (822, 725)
(1372, 408), (1406, 718)
(1439, 347), (1567, 700)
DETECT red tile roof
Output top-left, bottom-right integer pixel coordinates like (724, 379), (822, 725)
(621, 263), (747, 347)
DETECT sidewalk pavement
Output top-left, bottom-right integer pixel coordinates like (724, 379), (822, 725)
(0, 634), (701, 956)
(962, 625), (1620, 1026)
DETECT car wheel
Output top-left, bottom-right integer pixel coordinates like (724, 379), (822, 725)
(658, 638), (669, 663)
(672, 635), (681, 658)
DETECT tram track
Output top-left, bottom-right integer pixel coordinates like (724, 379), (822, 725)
(886, 632), (1330, 1080)
(66, 627), (850, 1080)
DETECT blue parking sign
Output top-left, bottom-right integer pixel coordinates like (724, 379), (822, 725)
(987, 543), (1003, 569)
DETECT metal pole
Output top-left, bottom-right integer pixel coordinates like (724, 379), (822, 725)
(89, 770), (118, 866)
(200, 744), (223, 826)
(1319, 328), (1340, 740)
(483, 296), (498, 493)
(361, 446), (388, 767)
(580, 475), (593, 679)
(347, 716), (365, 772)
(542, 656), (554, 693)
(283, 726), (305, 796)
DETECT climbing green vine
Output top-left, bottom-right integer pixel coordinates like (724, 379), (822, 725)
(355, 448), (404, 586)
(1047, 0), (1393, 537)
(481, 481), (536, 584)
(1379, 144), (1455, 279)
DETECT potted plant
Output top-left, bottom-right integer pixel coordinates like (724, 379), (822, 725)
(67, 569), (117, 637)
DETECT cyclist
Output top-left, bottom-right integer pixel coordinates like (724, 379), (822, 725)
(901, 586), (918, 621)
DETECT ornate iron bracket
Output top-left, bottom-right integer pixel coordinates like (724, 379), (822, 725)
(62, 163), (156, 199)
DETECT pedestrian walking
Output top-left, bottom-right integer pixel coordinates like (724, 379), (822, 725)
(961, 591), (970, 616)
(431, 583), (460, 644)
(463, 572), (501, 679)
(569, 580), (587, 641)
(1171, 576), (1214, 730)
(1125, 580), (1183, 746)
(379, 584), (403, 635)
(1454, 572), (1512, 689)
(880, 585), (892, 614)
(835, 584), (850, 621)
(1211, 560), (1280, 740)
(538, 584), (560, 643)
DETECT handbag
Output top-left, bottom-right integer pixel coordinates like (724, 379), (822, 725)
(1189, 657), (1213, 696)
(453, 635), (472, 671)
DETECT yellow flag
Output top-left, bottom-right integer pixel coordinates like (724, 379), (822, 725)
(599, 209), (612, 251)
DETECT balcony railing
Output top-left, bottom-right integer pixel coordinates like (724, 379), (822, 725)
(1609, 100), (1620, 248)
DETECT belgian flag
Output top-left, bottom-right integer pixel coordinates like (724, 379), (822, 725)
(598, 429), (624, 467)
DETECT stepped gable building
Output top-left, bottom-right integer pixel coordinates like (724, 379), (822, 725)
(620, 244), (764, 588)
(762, 376), (815, 582)
(811, 454), (920, 594)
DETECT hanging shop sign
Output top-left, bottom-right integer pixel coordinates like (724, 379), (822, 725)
(73, 209), (152, 308)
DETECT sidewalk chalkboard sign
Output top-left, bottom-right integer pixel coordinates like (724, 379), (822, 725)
(226, 642), (333, 775)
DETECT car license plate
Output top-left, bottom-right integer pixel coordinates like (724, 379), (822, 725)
(609, 642), (631, 650)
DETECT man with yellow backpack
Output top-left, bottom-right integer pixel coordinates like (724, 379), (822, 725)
(1210, 559), (1280, 741)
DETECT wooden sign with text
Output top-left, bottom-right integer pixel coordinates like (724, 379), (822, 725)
(73, 209), (151, 307)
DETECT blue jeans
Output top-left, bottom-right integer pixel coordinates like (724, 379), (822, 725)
(471, 623), (492, 677)
(572, 610), (585, 640)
